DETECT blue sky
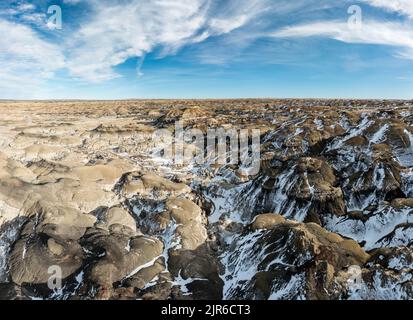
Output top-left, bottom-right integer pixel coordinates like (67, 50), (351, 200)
(0, 0), (413, 99)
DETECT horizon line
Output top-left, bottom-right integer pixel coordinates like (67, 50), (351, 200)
(0, 97), (412, 102)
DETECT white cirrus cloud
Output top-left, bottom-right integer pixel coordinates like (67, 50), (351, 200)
(0, 19), (65, 98)
(272, 20), (413, 59)
(16, 3), (36, 11)
(63, 0), (83, 4)
(362, 0), (413, 19)
(65, 0), (268, 82)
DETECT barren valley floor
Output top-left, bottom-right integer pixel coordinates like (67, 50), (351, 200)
(1, 99), (413, 300)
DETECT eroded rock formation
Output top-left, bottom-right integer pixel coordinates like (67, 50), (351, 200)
(1, 99), (413, 300)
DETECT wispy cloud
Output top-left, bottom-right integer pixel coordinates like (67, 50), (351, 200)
(63, 0), (83, 4)
(0, 1), (46, 28)
(65, 0), (268, 82)
(272, 20), (413, 59)
(361, 0), (413, 19)
(16, 3), (36, 12)
(0, 19), (65, 98)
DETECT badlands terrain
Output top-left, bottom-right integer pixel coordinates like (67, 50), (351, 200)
(1, 99), (413, 300)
